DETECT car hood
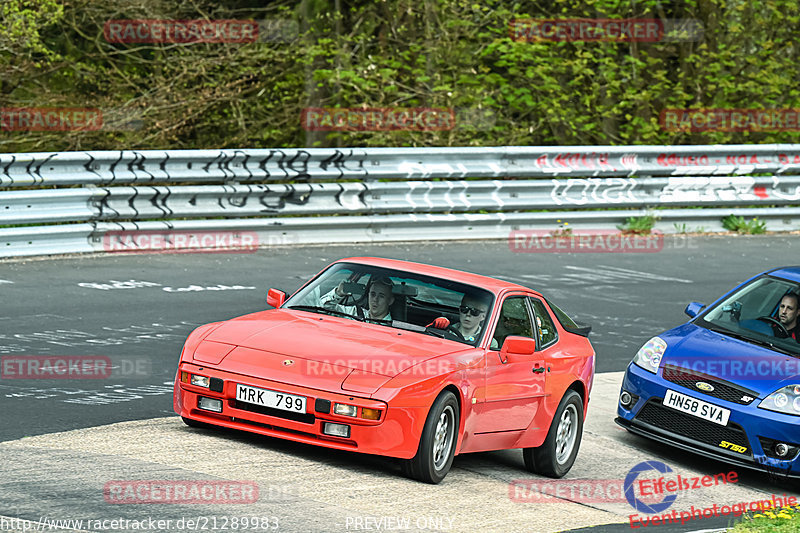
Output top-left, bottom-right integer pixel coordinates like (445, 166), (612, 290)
(659, 323), (800, 397)
(190, 309), (466, 393)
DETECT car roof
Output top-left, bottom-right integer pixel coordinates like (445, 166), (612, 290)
(335, 257), (537, 296)
(766, 266), (800, 283)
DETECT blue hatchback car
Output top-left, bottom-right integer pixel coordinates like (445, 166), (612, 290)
(617, 266), (800, 479)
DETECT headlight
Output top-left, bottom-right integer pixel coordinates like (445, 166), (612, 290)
(760, 384), (800, 416)
(333, 403), (357, 417)
(190, 374), (210, 388)
(633, 337), (667, 374)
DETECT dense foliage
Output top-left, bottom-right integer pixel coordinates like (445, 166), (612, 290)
(1, 0), (799, 152)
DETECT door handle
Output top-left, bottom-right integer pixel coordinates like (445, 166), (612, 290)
(532, 366), (545, 374)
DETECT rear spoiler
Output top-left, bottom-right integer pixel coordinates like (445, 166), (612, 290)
(564, 323), (592, 337)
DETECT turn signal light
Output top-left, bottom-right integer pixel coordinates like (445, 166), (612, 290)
(360, 408), (381, 420)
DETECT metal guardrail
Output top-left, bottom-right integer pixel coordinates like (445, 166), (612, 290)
(3, 145), (800, 186)
(3, 176), (800, 226)
(1, 145), (799, 257)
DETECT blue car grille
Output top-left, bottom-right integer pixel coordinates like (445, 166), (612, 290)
(662, 365), (758, 406)
(635, 399), (752, 456)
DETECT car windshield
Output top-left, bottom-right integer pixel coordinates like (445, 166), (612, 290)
(697, 275), (800, 356)
(283, 262), (494, 346)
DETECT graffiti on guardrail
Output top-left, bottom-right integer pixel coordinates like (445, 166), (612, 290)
(6, 147), (800, 188)
(528, 150), (800, 174)
(91, 184), (321, 219)
(73, 176), (788, 222)
(0, 149), (371, 187)
(3, 146), (800, 257)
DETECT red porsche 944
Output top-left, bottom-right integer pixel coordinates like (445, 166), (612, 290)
(174, 257), (595, 483)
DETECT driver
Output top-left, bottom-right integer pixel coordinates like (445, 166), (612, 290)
(320, 276), (395, 321)
(449, 293), (491, 343)
(778, 293), (800, 341)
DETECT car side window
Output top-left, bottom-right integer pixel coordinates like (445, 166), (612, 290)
(529, 297), (558, 347)
(490, 296), (534, 350)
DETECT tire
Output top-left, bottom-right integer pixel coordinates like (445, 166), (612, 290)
(401, 391), (460, 484)
(181, 416), (212, 429)
(523, 389), (583, 478)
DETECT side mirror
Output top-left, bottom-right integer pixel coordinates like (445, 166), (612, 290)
(684, 302), (705, 318)
(267, 288), (286, 308)
(500, 335), (537, 364)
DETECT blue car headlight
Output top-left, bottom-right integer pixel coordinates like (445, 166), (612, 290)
(633, 336), (667, 374)
(760, 384), (800, 416)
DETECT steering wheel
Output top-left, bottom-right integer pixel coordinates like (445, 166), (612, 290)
(339, 292), (358, 308)
(337, 280), (365, 308)
(756, 316), (790, 338)
(444, 325), (466, 342)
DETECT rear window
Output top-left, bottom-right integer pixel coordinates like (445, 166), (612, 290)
(546, 299), (580, 329)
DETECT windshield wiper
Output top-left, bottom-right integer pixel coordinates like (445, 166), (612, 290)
(705, 324), (799, 357)
(286, 305), (365, 321)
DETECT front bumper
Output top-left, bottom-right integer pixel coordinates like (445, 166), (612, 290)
(617, 362), (800, 479)
(174, 362), (423, 459)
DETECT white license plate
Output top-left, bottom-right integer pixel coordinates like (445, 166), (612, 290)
(663, 389), (730, 426)
(236, 383), (306, 413)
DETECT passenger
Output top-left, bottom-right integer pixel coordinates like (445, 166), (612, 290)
(778, 293), (800, 341)
(320, 276), (395, 321)
(490, 298), (533, 350)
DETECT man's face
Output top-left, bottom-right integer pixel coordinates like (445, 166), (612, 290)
(460, 300), (488, 331)
(368, 283), (394, 318)
(779, 296), (799, 328)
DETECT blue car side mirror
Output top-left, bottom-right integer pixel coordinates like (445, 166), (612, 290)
(685, 301), (705, 318)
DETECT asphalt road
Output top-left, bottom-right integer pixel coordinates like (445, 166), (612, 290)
(1, 235), (798, 533)
(1, 234), (796, 442)
(0, 373), (792, 533)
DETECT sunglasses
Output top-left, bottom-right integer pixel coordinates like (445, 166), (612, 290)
(460, 305), (486, 317)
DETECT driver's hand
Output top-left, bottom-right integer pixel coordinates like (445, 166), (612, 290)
(335, 282), (349, 297)
(427, 317), (450, 329)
